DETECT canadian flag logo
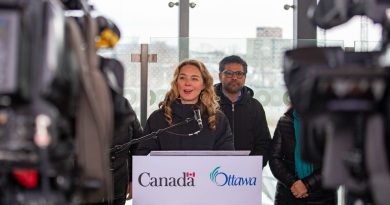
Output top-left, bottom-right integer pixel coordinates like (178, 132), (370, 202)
(185, 172), (196, 177)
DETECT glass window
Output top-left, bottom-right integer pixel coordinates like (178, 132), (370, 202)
(91, 0), (294, 41)
(91, 0), (178, 43)
(190, 0), (293, 39)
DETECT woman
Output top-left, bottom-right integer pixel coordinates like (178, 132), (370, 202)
(269, 107), (337, 205)
(135, 59), (234, 154)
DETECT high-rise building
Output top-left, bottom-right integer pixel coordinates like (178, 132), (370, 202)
(256, 27), (282, 38)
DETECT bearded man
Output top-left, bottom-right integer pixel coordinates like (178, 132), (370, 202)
(215, 55), (271, 167)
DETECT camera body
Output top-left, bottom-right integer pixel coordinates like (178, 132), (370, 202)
(0, 0), (79, 204)
(283, 0), (390, 204)
(284, 46), (388, 159)
(0, 0), (114, 204)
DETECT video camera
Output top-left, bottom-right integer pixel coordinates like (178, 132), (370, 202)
(0, 0), (115, 204)
(283, 0), (390, 204)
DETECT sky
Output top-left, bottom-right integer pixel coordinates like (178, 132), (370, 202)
(90, 0), (382, 48)
(91, 0), (292, 41)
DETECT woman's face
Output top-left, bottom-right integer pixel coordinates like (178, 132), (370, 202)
(177, 64), (205, 104)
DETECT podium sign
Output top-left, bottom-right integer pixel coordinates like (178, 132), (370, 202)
(133, 155), (262, 205)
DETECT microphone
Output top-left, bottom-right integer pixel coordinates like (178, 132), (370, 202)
(193, 108), (203, 130)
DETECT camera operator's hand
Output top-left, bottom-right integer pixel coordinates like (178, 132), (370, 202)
(126, 182), (132, 200)
(290, 180), (309, 198)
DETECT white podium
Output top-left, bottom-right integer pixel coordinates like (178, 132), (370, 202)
(132, 151), (262, 205)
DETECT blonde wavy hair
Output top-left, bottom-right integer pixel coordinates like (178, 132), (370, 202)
(159, 59), (220, 129)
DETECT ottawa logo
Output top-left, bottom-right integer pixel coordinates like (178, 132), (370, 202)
(210, 166), (257, 186)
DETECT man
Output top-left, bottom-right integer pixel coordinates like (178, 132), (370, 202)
(215, 55), (271, 167)
(99, 57), (143, 205)
(95, 18), (143, 205)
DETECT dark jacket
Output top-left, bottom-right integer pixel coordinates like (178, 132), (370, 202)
(214, 83), (271, 167)
(135, 100), (234, 154)
(110, 94), (143, 201)
(101, 56), (143, 202)
(269, 108), (336, 205)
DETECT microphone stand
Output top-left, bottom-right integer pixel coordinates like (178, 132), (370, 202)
(110, 117), (195, 154)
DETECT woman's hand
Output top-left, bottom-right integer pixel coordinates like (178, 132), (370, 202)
(290, 180), (309, 198)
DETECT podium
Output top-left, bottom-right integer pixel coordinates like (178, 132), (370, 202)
(132, 151), (262, 205)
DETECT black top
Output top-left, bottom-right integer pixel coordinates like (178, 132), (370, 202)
(269, 108), (337, 204)
(101, 56), (143, 197)
(214, 83), (271, 167)
(134, 100), (234, 155)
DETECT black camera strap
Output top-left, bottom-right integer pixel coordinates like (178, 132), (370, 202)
(67, 14), (113, 202)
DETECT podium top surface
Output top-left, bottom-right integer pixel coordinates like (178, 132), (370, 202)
(149, 150), (250, 156)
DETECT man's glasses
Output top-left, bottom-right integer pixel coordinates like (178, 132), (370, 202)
(222, 70), (246, 79)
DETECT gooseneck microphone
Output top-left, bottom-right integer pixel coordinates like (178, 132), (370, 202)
(193, 108), (203, 130)
(111, 107), (205, 153)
